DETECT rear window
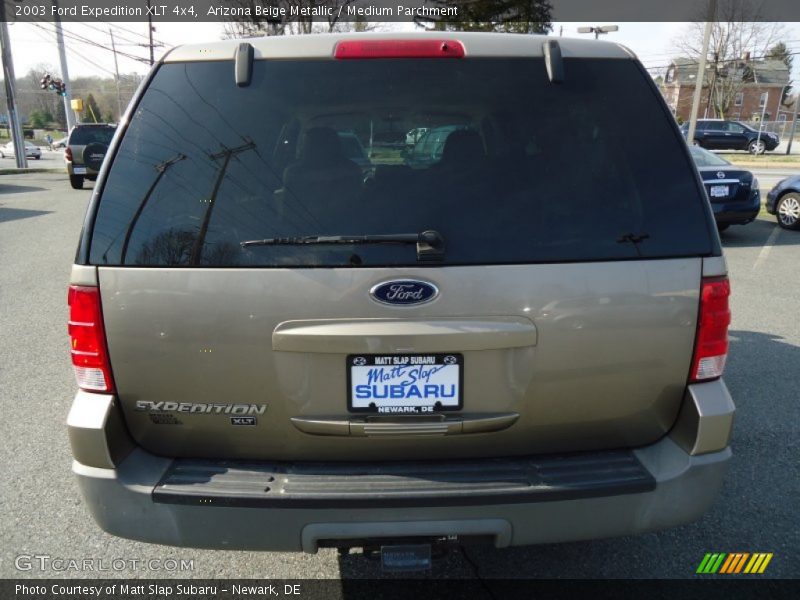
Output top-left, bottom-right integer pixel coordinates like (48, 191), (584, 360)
(88, 58), (712, 267)
(70, 126), (115, 146)
(690, 146), (730, 167)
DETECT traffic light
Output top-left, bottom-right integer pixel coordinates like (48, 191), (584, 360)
(40, 73), (67, 97)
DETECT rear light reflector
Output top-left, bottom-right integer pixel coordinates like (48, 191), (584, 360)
(689, 277), (731, 383)
(334, 39), (465, 59)
(68, 285), (115, 393)
(65, 146), (72, 162)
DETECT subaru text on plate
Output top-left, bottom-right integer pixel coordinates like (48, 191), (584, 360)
(67, 33), (734, 558)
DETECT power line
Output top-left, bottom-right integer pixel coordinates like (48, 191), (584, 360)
(28, 23), (117, 78)
(29, 21), (150, 66)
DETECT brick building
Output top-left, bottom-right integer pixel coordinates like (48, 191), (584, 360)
(661, 57), (792, 123)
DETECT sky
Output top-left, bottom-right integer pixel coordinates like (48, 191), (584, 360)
(5, 20), (800, 83)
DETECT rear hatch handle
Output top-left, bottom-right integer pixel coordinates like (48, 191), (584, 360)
(290, 413), (519, 437)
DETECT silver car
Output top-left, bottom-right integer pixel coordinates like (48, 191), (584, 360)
(67, 33), (733, 564)
(0, 140), (42, 160)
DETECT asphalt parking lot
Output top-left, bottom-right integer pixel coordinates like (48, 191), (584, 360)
(0, 172), (798, 580)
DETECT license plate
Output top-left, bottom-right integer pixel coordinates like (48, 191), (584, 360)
(348, 354), (463, 413)
(381, 545), (432, 572)
(710, 185), (729, 198)
(73, 167), (87, 174)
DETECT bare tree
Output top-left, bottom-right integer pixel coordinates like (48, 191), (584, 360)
(672, 1), (786, 118)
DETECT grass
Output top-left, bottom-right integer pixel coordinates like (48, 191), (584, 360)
(721, 152), (800, 166)
(0, 167), (64, 175)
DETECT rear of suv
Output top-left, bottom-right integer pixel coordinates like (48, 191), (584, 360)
(65, 123), (116, 189)
(67, 33), (734, 555)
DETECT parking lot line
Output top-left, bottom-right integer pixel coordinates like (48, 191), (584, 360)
(752, 226), (782, 270)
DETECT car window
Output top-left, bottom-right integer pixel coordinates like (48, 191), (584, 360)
(337, 133), (366, 161)
(704, 122), (724, 131)
(725, 123), (745, 133)
(689, 146), (730, 167)
(70, 126), (116, 146)
(89, 58), (712, 267)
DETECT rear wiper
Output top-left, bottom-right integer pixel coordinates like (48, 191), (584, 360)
(241, 230), (445, 262)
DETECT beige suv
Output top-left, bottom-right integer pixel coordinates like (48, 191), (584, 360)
(67, 33), (734, 568)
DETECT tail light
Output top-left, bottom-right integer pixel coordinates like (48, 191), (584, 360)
(334, 39), (465, 59)
(65, 146), (72, 162)
(689, 277), (731, 382)
(68, 286), (115, 393)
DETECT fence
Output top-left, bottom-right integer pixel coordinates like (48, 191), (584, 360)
(741, 120), (799, 140)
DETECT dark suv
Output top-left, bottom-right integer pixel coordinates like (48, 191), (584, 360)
(65, 123), (116, 189)
(681, 119), (779, 154)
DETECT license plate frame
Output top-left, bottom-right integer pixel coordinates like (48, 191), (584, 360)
(72, 166), (87, 175)
(347, 353), (463, 414)
(709, 184), (729, 198)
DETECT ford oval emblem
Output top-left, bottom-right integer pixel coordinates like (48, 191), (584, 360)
(370, 280), (439, 306)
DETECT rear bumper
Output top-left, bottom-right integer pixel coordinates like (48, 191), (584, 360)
(711, 193), (761, 225)
(68, 381), (735, 552)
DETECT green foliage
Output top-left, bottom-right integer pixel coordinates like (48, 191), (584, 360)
(28, 110), (55, 128)
(85, 94), (102, 123)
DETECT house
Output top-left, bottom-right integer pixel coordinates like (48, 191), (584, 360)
(661, 57), (791, 122)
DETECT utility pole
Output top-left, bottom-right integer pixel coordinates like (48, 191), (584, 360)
(0, 9), (28, 168)
(704, 52), (719, 118)
(687, 0), (717, 146)
(52, 0), (75, 131)
(756, 91), (768, 152)
(109, 29), (123, 121)
(147, 0), (155, 66)
(786, 96), (799, 155)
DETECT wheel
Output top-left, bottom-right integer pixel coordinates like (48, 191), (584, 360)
(0, 151), (4, 158)
(69, 175), (84, 190)
(34, 155), (41, 160)
(692, 139), (703, 147)
(717, 224), (730, 232)
(748, 139), (766, 155)
(776, 193), (800, 230)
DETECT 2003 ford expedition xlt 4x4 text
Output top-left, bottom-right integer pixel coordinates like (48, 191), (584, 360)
(67, 33), (734, 556)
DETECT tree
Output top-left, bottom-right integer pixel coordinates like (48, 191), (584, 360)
(767, 42), (793, 105)
(85, 94), (102, 123)
(673, 2), (786, 119)
(28, 110), (54, 128)
(416, 0), (552, 33)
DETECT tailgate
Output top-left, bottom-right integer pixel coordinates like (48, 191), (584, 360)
(100, 259), (701, 461)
